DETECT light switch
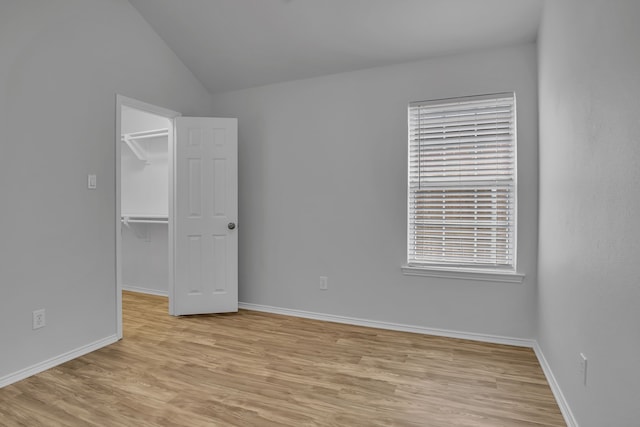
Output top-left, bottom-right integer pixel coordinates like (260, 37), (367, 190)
(88, 174), (97, 189)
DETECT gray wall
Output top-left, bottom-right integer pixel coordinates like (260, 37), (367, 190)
(538, 1), (640, 425)
(212, 44), (539, 339)
(121, 225), (168, 295)
(0, 0), (211, 379)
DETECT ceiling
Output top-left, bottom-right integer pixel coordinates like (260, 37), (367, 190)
(129, 0), (543, 94)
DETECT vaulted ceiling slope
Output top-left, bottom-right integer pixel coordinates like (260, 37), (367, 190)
(128, 0), (543, 94)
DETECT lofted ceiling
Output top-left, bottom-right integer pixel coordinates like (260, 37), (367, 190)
(129, 0), (543, 94)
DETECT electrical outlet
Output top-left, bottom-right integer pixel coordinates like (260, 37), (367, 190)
(579, 353), (588, 386)
(33, 309), (46, 330)
(319, 276), (328, 290)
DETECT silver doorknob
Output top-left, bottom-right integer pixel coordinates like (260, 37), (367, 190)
(228, 222), (236, 230)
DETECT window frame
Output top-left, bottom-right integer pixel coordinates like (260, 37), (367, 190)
(403, 92), (522, 282)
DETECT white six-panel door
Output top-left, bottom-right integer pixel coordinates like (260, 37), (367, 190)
(173, 117), (238, 315)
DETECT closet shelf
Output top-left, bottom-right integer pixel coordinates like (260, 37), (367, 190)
(121, 215), (168, 225)
(121, 215), (167, 240)
(121, 128), (169, 164)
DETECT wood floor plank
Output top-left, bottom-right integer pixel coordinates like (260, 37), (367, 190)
(0, 291), (566, 426)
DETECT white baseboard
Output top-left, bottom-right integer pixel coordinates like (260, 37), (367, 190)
(238, 302), (534, 348)
(0, 334), (119, 388)
(533, 342), (579, 427)
(122, 284), (168, 297)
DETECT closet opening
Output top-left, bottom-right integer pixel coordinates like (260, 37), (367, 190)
(115, 95), (180, 339)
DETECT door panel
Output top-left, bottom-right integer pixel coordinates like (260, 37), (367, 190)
(188, 159), (203, 217)
(187, 235), (203, 295)
(173, 117), (238, 315)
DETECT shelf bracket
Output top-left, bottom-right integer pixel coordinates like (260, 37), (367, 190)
(120, 128), (168, 165)
(121, 135), (150, 164)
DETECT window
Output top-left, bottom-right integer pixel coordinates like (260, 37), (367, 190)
(407, 93), (517, 273)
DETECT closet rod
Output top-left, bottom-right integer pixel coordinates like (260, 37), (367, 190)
(123, 219), (168, 224)
(122, 128), (169, 141)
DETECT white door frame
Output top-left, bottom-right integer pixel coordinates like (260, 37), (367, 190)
(115, 95), (180, 339)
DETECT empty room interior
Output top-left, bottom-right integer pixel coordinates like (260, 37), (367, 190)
(0, 0), (638, 426)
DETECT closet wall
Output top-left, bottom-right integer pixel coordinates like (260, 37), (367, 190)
(121, 107), (170, 295)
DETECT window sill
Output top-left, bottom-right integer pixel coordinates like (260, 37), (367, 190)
(401, 265), (525, 284)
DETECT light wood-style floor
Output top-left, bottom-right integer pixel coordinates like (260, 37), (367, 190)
(0, 292), (565, 426)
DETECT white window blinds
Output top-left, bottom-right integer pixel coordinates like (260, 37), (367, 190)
(408, 93), (516, 270)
